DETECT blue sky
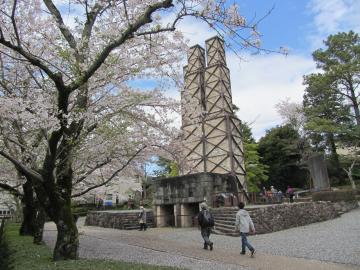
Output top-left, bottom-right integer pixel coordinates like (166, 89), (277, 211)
(236, 0), (312, 53)
(173, 0), (360, 140)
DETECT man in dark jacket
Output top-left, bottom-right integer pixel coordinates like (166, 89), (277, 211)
(197, 202), (214, 250)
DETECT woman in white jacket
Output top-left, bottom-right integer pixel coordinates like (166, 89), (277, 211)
(235, 202), (256, 257)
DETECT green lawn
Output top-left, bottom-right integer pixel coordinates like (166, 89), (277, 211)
(6, 223), (182, 270)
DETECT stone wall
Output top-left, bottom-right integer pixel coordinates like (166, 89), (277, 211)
(85, 209), (154, 230)
(153, 172), (239, 206)
(332, 201), (359, 214)
(250, 201), (358, 234)
(84, 201), (358, 232)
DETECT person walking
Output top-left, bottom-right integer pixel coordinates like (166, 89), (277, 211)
(197, 202), (214, 250)
(138, 206), (147, 231)
(235, 202), (256, 257)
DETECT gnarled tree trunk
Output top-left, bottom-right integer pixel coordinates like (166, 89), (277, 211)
(33, 204), (46, 245)
(53, 208), (79, 260)
(19, 181), (35, 236)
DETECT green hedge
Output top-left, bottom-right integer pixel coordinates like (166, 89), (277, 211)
(312, 190), (356, 202)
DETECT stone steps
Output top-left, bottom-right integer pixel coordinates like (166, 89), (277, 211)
(215, 219), (235, 226)
(212, 227), (239, 237)
(215, 221), (235, 230)
(210, 207), (259, 236)
(213, 216), (236, 222)
(211, 207), (239, 237)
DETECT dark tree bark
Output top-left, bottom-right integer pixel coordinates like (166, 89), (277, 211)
(33, 203), (46, 245)
(53, 207), (79, 260)
(326, 133), (346, 184)
(39, 135), (79, 260)
(19, 181), (35, 236)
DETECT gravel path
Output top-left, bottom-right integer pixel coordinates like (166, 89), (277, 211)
(160, 208), (360, 266)
(44, 227), (251, 270)
(78, 234), (252, 270)
(43, 208), (360, 270)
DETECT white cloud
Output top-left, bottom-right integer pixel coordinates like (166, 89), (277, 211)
(176, 17), (217, 47)
(228, 53), (316, 140)
(307, 0), (360, 48)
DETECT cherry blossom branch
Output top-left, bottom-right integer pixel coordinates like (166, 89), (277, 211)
(123, 0), (130, 24)
(0, 150), (42, 182)
(81, 2), (106, 53)
(71, 145), (147, 197)
(0, 182), (22, 198)
(68, 0), (174, 92)
(136, 13), (187, 36)
(73, 158), (112, 185)
(0, 36), (66, 90)
(11, 0), (21, 46)
(43, 0), (80, 58)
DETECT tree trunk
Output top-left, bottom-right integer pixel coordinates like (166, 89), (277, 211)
(349, 82), (360, 126)
(349, 174), (357, 190)
(53, 209), (79, 260)
(344, 160), (357, 191)
(19, 181), (35, 236)
(326, 133), (347, 185)
(327, 133), (340, 168)
(33, 204), (46, 245)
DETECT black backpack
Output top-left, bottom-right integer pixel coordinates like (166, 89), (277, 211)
(202, 210), (214, 227)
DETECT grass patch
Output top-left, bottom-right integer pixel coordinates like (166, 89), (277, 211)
(7, 223), (182, 270)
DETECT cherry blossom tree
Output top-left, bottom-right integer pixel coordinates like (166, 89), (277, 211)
(0, 0), (269, 260)
(275, 98), (306, 135)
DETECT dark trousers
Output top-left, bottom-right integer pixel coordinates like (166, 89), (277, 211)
(201, 227), (212, 247)
(139, 223), (147, 231)
(240, 232), (254, 253)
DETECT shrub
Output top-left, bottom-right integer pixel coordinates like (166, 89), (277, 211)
(0, 219), (14, 270)
(312, 190), (356, 202)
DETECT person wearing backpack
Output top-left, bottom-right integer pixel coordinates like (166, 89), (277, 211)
(235, 202), (256, 257)
(197, 202), (214, 250)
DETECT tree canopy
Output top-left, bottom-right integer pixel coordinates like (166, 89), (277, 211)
(258, 124), (308, 191)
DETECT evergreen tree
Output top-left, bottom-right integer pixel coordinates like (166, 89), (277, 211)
(312, 31), (360, 126)
(153, 157), (179, 177)
(258, 125), (307, 191)
(241, 122), (269, 192)
(303, 31), (360, 185)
